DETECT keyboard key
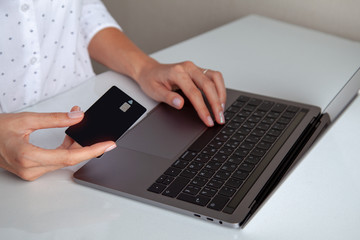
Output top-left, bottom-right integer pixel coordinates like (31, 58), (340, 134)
(246, 135), (260, 143)
(163, 177), (190, 198)
(257, 101), (274, 111)
(248, 116), (261, 123)
(183, 185), (201, 195)
(237, 110), (251, 118)
(212, 154), (228, 163)
(239, 142), (255, 150)
(191, 177), (208, 187)
(201, 147), (217, 156)
(257, 141), (272, 150)
(187, 161), (204, 171)
(207, 179), (224, 189)
(224, 111), (235, 121)
(209, 140), (224, 149)
(238, 162), (255, 172)
(180, 169), (197, 179)
(248, 98), (262, 106)
(233, 149), (249, 158)
(237, 95), (250, 102)
(156, 175), (167, 184)
(227, 122), (241, 129)
(200, 187), (217, 198)
(164, 167), (181, 177)
(251, 148), (267, 157)
(221, 163), (237, 172)
(215, 133), (230, 142)
(218, 147), (234, 156)
(253, 110), (267, 118)
(251, 129), (266, 137)
(195, 154), (211, 163)
(148, 183), (166, 194)
(172, 159), (188, 169)
(272, 103), (287, 113)
(205, 161), (222, 171)
(257, 123), (270, 130)
(267, 111), (280, 119)
(268, 129), (281, 137)
(287, 105), (300, 113)
(221, 127), (235, 135)
(198, 169), (214, 179)
(243, 122), (256, 129)
(263, 135), (277, 143)
(272, 123), (286, 131)
(228, 156), (244, 165)
(232, 100), (246, 108)
(219, 186), (237, 197)
(245, 155), (261, 164)
(262, 117), (275, 125)
(277, 117), (291, 125)
(214, 170), (231, 180)
(232, 116), (246, 123)
(208, 195), (230, 211)
(225, 140), (241, 149)
(237, 127), (251, 135)
(243, 104), (256, 112)
(232, 170), (249, 180)
(181, 151), (197, 161)
(163, 176), (174, 185)
(231, 133), (245, 142)
(178, 193), (210, 207)
(282, 111), (296, 119)
(227, 106), (240, 113)
(225, 178), (243, 188)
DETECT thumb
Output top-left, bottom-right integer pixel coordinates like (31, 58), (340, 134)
(25, 110), (84, 130)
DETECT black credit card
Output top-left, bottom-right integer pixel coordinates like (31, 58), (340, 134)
(65, 86), (146, 147)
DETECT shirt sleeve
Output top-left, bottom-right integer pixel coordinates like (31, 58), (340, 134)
(80, 0), (122, 46)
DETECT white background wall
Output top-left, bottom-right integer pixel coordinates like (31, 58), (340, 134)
(94, 0), (360, 73)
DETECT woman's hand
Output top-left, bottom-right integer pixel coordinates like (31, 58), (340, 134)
(136, 60), (227, 127)
(88, 28), (227, 126)
(0, 106), (116, 181)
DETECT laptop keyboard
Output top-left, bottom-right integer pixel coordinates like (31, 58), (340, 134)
(148, 95), (306, 214)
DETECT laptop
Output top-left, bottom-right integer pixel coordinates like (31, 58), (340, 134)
(72, 16), (360, 228)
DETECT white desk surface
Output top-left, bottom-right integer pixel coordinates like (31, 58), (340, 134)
(1, 15), (360, 240)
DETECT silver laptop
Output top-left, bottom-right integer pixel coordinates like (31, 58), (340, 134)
(73, 65), (360, 228)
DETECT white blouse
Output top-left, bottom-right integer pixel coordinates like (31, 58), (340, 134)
(0, 0), (121, 113)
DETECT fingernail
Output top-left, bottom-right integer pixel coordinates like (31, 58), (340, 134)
(207, 116), (214, 127)
(105, 144), (117, 153)
(172, 98), (182, 108)
(221, 103), (225, 111)
(67, 111), (83, 119)
(219, 111), (225, 124)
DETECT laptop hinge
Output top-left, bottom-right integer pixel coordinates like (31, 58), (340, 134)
(240, 113), (330, 227)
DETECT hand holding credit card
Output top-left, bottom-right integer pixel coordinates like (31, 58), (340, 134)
(66, 86), (146, 147)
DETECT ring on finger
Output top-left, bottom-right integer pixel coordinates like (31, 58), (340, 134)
(202, 69), (209, 75)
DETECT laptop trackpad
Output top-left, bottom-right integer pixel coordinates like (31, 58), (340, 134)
(117, 103), (206, 160)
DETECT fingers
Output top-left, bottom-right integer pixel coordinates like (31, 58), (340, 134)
(188, 67), (226, 125)
(10, 141), (116, 181)
(204, 70), (227, 109)
(169, 62), (226, 126)
(37, 141), (117, 167)
(21, 109), (84, 131)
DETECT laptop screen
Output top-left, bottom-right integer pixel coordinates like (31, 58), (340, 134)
(323, 67), (360, 121)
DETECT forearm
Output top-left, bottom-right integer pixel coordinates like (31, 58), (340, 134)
(88, 27), (157, 83)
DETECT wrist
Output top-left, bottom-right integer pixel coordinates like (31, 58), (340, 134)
(131, 56), (159, 84)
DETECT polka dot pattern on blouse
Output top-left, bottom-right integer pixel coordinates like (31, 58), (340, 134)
(0, 0), (121, 113)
